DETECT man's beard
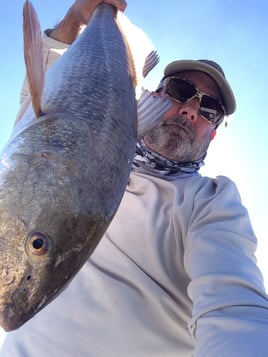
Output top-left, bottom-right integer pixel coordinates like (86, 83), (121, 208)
(143, 116), (211, 162)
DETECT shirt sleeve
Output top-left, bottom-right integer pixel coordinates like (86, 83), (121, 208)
(183, 176), (268, 356)
(20, 30), (70, 104)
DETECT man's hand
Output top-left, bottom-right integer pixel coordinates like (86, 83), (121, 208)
(73, 0), (127, 25)
(49, 0), (127, 44)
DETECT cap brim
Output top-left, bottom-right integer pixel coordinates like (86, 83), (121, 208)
(164, 60), (236, 115)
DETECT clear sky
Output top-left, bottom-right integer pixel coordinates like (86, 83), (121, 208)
(0, 0), (268, 346)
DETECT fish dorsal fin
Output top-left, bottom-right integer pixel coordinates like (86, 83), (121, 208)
(23, 0), (44, 118)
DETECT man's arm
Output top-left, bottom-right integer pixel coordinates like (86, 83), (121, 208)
(49, 0), (127, 44)
(184, 176), (268, 355)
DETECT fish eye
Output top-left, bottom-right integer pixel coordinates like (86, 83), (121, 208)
(26, 231), (52, 257)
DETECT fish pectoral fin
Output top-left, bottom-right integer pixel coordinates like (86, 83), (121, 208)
(23, 0), (44, 118)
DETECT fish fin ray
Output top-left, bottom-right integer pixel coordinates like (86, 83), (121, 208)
(142, 50), (160, 78)
(23, 0), (44, 118)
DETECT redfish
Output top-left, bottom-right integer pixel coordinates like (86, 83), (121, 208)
(0, 1), (160, 331)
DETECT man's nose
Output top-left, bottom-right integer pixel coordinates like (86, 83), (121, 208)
(177, 98), (199, 122)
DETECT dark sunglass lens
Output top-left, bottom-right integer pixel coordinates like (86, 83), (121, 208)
(200, 95), (224, 123)
(165, 78), (196, 102)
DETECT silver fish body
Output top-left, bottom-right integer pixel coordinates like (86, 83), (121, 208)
(0, 3), (137, 331)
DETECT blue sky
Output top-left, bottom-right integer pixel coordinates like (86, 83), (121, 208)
(0, 0), (268, 345)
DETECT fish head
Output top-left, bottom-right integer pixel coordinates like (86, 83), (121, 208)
(0, 114), (110, 331)
(0, 224), (58, 331)
(0, 212), (104, 332)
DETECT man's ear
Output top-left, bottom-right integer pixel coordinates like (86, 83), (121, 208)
(210, 129), (217, 140)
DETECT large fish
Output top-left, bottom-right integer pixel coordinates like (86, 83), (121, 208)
(0, 1), (160, 331)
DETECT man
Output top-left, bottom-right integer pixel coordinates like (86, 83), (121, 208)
(1, 0), (268, 356)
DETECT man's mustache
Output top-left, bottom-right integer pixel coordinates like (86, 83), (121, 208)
(161, 116), (195, 139)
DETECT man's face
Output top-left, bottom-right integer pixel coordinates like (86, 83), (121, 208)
(143, 71), (222, 162)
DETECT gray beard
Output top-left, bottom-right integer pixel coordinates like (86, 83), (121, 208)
(143, 116), (211, 162)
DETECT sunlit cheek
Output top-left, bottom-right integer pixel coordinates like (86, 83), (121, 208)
(194, 125), (213, 145)
(210, 129), (217, 140)
(163, 102), (182, 120)
(196, 117), (216, 137)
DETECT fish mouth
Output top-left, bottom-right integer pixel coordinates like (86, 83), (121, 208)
(0, 304), (23, 332)
(0, 291), (33, 332)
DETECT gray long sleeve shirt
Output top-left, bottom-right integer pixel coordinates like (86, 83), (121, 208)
(1, 171), (268, 356)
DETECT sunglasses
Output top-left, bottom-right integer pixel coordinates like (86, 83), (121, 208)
(160, 76), (225, 125)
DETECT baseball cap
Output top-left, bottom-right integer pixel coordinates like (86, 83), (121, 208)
(162, 59), (236, 115)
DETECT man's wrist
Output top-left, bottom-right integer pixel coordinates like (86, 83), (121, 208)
(48, 4), (88, 44)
